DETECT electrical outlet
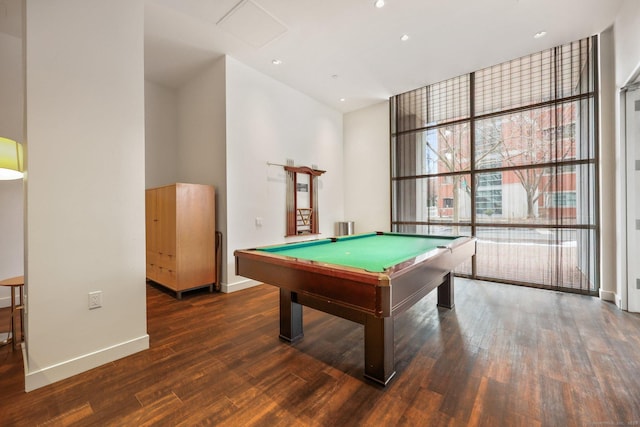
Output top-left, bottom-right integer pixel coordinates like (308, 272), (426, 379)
(88, 291), (102, 309)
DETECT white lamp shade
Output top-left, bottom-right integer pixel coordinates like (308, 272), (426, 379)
(0, 137), (24, 180)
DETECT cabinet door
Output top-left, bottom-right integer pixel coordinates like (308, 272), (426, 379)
(176, 184), (215, 289)
(145, 190), (157, 253)
(157, 185), (177, 260)
(145, 190), (159, 280)
(146, 185), (177, 287)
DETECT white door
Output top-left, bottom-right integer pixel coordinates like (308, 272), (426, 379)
(626, 83), (640, 312)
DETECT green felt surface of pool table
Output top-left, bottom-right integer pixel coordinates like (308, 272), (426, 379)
(257, 232), (459, 273)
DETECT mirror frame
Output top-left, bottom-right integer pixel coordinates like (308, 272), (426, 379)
(284, 165), (325, 236)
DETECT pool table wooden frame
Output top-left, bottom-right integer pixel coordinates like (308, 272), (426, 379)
(234, 232), (476, 385)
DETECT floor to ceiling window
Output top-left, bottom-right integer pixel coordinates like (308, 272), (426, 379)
(390, 36), (598, 294)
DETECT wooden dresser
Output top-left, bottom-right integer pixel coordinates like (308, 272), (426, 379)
(145, 183), (216, 299)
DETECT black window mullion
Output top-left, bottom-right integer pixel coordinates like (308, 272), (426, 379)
(469, 72), (477, 277)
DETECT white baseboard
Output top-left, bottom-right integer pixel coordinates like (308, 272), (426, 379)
(616, 293), (623, 309)
(25, 334), (149, 392)
(222, 278), (261, 293)
(599, 288), (616, 303)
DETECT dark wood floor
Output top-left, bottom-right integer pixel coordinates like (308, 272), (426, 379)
(1, 279), (640, 426)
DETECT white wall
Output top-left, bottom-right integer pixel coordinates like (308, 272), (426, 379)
(343, 101), (391, 233)
(24, 0), (148, 391)
(0, 30), (24, 307)
(599, 28), (617, 303)
(145, 55), (343, 291)
(177, 57), (227, 285)
(145, 80), (179, 188)
(614, 1), (640, 86)
(177, 57), (226, 188)
(224, 56), (344, 291)
(0, 32), (22, 141)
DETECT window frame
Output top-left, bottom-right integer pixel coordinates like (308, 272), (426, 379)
(390, 36), (599, 295)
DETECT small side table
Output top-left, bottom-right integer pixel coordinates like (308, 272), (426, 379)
(0, 275), (24, 350)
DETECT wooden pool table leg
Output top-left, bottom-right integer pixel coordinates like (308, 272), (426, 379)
(363, 315), (395, 386)
(279, 289), (304, 343)
(437, 272), (455, 309)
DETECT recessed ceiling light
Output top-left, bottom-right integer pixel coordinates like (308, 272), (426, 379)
(339, 98), (346, 102)
(400, 34), (409, 41)
(272, 59), (282, 65)
(534, 31), (547, 39)
(374, 0), (385, 8)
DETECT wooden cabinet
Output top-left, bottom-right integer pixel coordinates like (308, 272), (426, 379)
(146, 183), (216, 299)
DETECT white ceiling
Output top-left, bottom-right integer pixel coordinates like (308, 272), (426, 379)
(145, 0), (623, 113)
(0, 1), (624, 114)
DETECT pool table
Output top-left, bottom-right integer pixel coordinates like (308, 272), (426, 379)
(234, 231), (476, 385)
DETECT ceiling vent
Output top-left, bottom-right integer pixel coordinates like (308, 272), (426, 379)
(217, 0), (287, 48)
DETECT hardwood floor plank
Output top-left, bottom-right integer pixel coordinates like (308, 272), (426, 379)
(2, 280), (640, 426)
(587, 350), (640, 424)
(117, 392), (183, 426)
(398, 386), (450, 426)
(38, 402), (94, 427)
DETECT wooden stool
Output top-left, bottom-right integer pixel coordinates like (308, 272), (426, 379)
(0, 275), (24, 350)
